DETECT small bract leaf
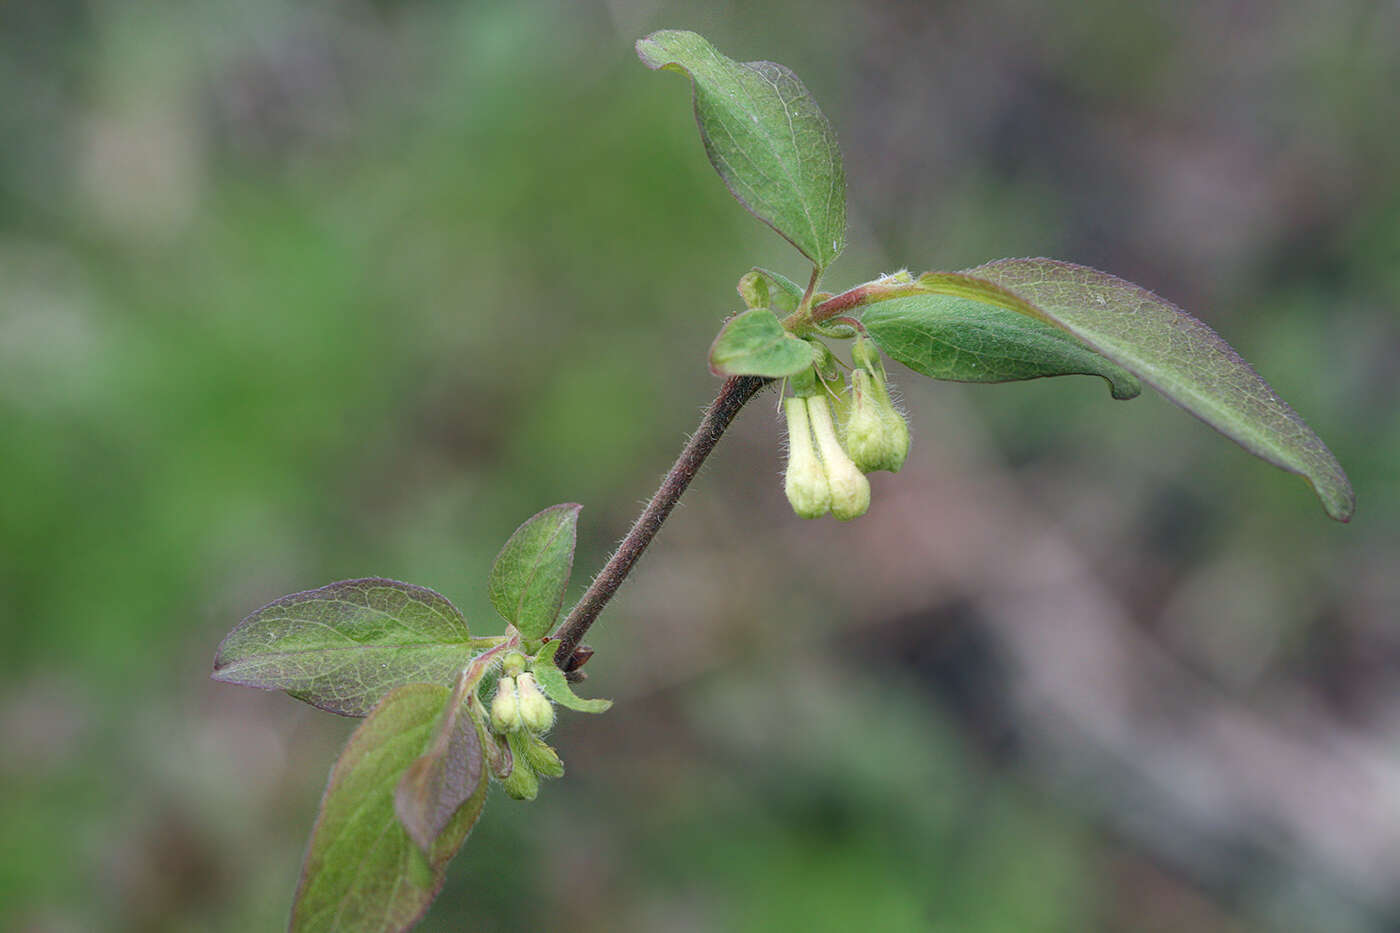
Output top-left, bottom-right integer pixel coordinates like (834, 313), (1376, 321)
(488, 504), (581, 640)
(212, 579), (482, 717)
(739, 267), (805, 313)
(709, 308), (817, 377)
(534, 645), (612, 713)
(861, 293), (1141, 399)
(637, 30), (847, 270)
(916, 259), (1354, 521)
(291, 684), (488, 933)
(395, 670), (483, 856)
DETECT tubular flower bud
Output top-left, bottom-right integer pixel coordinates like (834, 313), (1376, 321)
(807, 395), (870, 521)
(846, 338), (911, 474)
(852, 335), (883, 374)
(516, 672), (555, 733)
(522, 733), (565, 779)
(868, 373), (910, 473)
(784, 396), (831, 519)
(490, 675), (522, 733)
(843, 369), (893, 473)
(502, 758), (539, 801)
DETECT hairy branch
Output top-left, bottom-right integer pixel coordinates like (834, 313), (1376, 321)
(549, 375), (771, 666)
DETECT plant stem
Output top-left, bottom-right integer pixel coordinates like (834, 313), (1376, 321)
(549, 375), (770, 667)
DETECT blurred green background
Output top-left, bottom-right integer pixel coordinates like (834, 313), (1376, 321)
(2, 1), (1397, 931)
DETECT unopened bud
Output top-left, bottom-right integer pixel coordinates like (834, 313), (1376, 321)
(737, 270), (769, 310)
(501, 651), (526, 677)
(852, 335), (883, 374)
(868, 373), (910, 473)
(516, 672), (555, 733)
(843, 370), (893, 473)
(783, 397), (831, 519)
(807, 395), (870, 521)
(502, 757), (539, 801)
(489, 676), (522, 733)
(522, 733), (565, 779)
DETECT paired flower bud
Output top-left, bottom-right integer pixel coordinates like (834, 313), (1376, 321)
(783, 394), (870, 521)
(780, 338), (911, 520)
(490, 669), (557, 736)
(842, 338), (910, 474)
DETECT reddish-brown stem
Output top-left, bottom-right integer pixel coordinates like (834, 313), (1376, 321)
(548, 375), (771, 668)
(811, 281), (927, 322)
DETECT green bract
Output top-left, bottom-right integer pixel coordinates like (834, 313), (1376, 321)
(709, 308), (818, 377)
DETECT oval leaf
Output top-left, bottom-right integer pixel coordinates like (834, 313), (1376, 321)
(637, 30), (847, 269)
(395, 671), (483, 856)
(291, 684), (488, 933)
(534, 645), (612, 713)
(862, 293), (1141, 399)
(488, 504), (581, 640)
(916, 259), (1354, 521)
(709, 308), (818, 377)
(212, 578), (480, 717)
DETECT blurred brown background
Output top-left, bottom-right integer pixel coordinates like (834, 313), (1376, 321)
(1, 1), (1396, 930)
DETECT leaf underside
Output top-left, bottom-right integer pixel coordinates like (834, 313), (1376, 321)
(291, 684), (488, 933)
(212, 578), (477, 717)
(637, 29), (846, 270)
(915, 259), (1354, 521)
(487, 503), (582, 640)
(394, 672), (483, 856)
(861, 293), (1141, 399)
(709, 308), (817, 377)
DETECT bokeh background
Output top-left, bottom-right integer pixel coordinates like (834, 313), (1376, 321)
(2, 1), (1397, 930)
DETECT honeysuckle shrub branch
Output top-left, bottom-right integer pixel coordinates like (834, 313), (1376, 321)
(210, 28), (1355, 933)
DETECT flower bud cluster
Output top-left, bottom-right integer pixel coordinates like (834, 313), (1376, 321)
(489, 654), (564, 801)
(781, 338), (911, 521)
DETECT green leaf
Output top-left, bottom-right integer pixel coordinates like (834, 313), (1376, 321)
(637, 30), (846, 270)
(915, 259), (1354, 521)
(291, 684), (488, 933)
(534, 645), (612, 713)
(709, 308), (818, 377)
(212, 579), (484, 717)
(862, 293), (1141, 398)
(488, 504), (581, 640)
(738, 267), (806, 312)
(395, 670), (482, 856)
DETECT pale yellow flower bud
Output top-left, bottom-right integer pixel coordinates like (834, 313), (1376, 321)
(516, 672), (555, 733)
(489, 675), (522, 733)
(783, 396), (831, 519)
(807, 395), (870, 521)
(844, 369), (893, 473)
